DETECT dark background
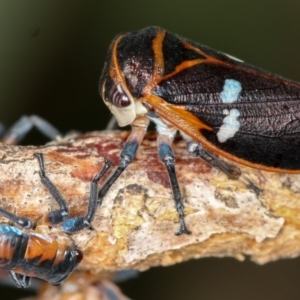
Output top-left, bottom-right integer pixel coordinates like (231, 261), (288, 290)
(1, 1), (300, 299)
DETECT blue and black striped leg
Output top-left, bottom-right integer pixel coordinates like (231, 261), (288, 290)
(98, 140), (138, 204)
(35, 153), (69, 225)
(187, 141), (262, 195)
(187, 141), (241, 180)
(158, 135), (191, 236)
(62, 158), (112, 233)
(0, 204), (32, 229)
(35, 153), (112, 233)
(84, 158), (112, 224)
(0, 207), (33, 229)
(98, 117), (149, 206)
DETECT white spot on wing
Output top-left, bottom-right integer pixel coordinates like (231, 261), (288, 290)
(220, 79), (242, 103)
(217, 109), (240, 143)
(224, 53), (244, 63)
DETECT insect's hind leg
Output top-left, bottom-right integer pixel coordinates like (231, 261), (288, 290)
(186, 141), (261, 194)
(186, 141), (241, 180)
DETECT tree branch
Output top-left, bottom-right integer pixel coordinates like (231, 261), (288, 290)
(0, 131), (298, 276)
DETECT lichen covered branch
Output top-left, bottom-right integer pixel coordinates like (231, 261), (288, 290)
(0, 131), (298, 275)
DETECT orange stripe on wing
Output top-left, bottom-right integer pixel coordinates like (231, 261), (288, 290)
(143, 94), (300, 174)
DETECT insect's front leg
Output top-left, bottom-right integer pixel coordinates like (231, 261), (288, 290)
(98, 116), (149, 205)
(62, 157), (112, 233)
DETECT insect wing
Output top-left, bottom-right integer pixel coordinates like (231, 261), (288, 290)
(100, 26), (300, 172)
(140, 28), (300, 172)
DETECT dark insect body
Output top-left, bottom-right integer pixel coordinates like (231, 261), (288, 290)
(98, 26), (300, 235)
(0, 153), (111, 288)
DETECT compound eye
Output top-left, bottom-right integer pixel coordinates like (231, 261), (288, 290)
(109, 84), (131, 107)
(75, 249), (83, 263)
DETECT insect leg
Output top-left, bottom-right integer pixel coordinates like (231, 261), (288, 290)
(35, 153), (69, 225)
(187, 141), (241, 180)
(98, 117), (149, 205)
(158, 135), (191, 235)
(1, 115), (61, 145)
(84, 159), (112, 224)
(61, 158), (112, 233)
(0, 207), (33, 229)
(244, 179), (262, 196)
(9, 271), (31, 289)
(28, 115), (61, 140)
(106, 116), (118, 130)
(187, 142), (262, 194)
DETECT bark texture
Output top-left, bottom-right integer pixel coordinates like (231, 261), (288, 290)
(0, 131), (299, 276)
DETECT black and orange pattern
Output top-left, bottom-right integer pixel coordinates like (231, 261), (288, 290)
(101, 26), (300, 172)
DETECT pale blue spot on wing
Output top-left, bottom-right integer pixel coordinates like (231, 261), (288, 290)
(217, 108), (241, 143)
(220, 79), (242, 103)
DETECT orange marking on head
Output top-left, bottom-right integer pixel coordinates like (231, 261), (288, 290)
(110, 34), (126, 85)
